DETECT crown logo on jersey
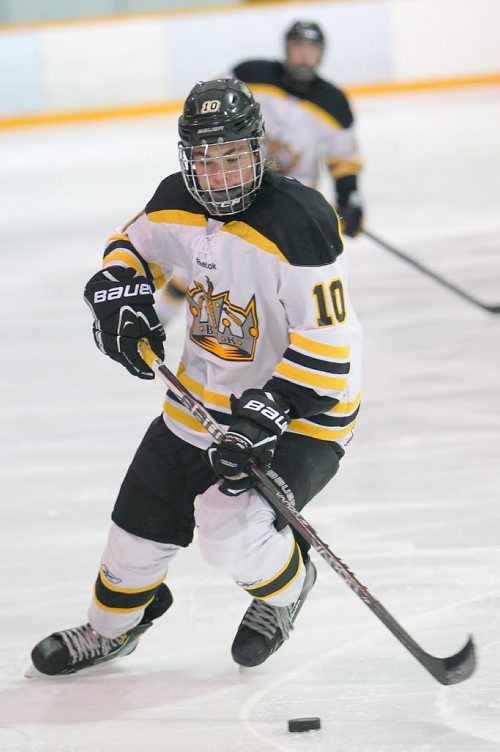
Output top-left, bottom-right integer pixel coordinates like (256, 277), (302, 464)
(187, 278), (259, 361)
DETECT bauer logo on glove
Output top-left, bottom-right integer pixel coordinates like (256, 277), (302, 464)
(84, 266), (165, 380)
(206, 389), (290, 496)
(92, 281), (153, 304)
(239, 398), (289, 435)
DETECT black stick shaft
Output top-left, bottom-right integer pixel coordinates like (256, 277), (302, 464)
(138, 340), (475, 685)
(363, 229), (500, 314)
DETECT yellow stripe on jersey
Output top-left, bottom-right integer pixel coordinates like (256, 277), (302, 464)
(221, 221), (288, 263)
(298, 99), (343, 130)
(243, 540), (302, 600)
(288, 418), (356, 441)
(247, 83), (288, 100)
(94, 568), (167, 613)
(275, 361), (347, 391)
(290, 332), (350, 359)
(107, 233), (130, 243)
(103, 249), (146, 278)
(248, 83), (343, 130)
(329, 390), (361, 414)
(176, 367), (231, 409)
(149, 262), (166, 290)
(326, 158), (363, 178)
(163, 400), (209, 433)
(98, 566), (166, 594)
(147, 209), (208, 227)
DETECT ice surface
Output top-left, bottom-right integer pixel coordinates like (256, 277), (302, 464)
(1, 86), (499, 751)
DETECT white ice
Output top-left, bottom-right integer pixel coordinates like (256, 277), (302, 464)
(1, 86), (500, 751)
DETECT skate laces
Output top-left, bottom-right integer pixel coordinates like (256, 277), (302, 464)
(240, 560), (316, 643)
(240, 599), (294, 641)
(60, 624), (124, 665)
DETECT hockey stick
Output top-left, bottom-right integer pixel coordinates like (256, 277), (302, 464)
(363, 229), (500, 314)
(138, 339), (475, 685)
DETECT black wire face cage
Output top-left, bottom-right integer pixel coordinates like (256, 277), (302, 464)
(179, 135), (265, 216)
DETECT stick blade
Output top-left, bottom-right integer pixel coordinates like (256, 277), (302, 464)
(423, 635), (476, 685)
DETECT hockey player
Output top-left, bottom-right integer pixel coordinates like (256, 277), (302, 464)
(159, 19), (363, 323)
(29, 78), (362, 677)
(233, 19), (364, 238)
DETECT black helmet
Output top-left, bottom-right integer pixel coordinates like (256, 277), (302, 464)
(284, 20), (325, 87)
(179, 78), (263, 147)
(285, 20), (325, 48)
(178, 79), (265, 216)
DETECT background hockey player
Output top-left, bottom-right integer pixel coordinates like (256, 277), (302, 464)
(159, 19), (364, 324)
(233, 19), (363, 237)
(29, 77), (362, 677)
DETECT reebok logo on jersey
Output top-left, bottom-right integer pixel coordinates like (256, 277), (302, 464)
(196, 258), (217, 270)
(93, 282), (152, 303)
(236, 578), (263, 588)
(101, 563), (122, 584)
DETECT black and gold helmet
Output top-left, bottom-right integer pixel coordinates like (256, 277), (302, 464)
(178, 79), (265, 216)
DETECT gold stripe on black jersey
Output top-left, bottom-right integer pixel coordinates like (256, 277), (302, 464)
(242, 540), (302, 600)
(147, 209), (207, 227)
(222, 221), (288, 263)
(298, 99), (343, 130)
(94, 568), (166, 613)
(244, 83), (288, 101)
(275, 361), (347, 391)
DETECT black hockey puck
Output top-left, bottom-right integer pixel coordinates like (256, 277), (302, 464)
(288, 717), (321, 732)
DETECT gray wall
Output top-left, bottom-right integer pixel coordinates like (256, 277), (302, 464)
(0, 0), (235, 24)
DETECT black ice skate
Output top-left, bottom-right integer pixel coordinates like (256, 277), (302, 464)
(28, 583), (173, 677)
(231, 558), (317, 667)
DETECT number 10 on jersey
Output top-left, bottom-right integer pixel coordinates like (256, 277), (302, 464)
(312, 279), (346, 326)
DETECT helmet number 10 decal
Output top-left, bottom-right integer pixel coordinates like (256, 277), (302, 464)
(312, 279), (346, 326)
(201, 100), (221, 113)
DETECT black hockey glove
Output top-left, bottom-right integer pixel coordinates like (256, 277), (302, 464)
(207, 389), (290, 496)
(84, 266), (165, 379)
(338, 202), (363, 238)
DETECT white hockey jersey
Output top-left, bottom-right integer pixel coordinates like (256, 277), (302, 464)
(232, 60), (362, 190)
(102, 171), (362, 451)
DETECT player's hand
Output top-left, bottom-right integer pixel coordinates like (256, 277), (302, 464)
(338, 203), (363, 238)
(207, 389), (290, 496)
(84, 266), (165, 379)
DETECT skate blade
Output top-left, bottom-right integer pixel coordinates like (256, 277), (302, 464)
(24, 663), (46, 678)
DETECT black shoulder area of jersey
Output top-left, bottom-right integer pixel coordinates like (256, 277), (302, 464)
(236, 172), (343, 266)
(306, 77), (354, 128)
(145, 171), (203, 216)
(232, 59), (284, 89)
